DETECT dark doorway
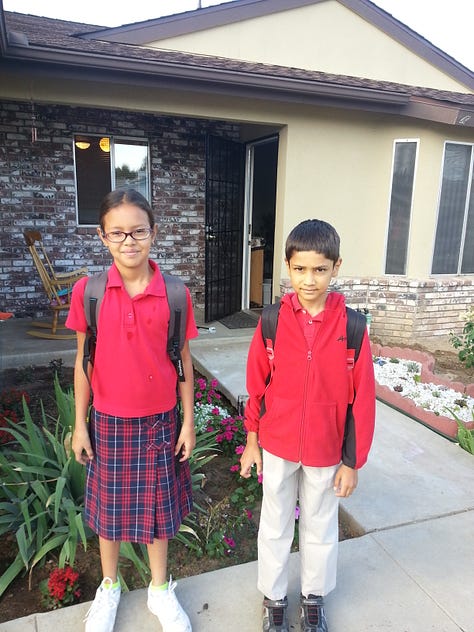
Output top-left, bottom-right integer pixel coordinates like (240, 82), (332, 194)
(205, 135), (245, 322)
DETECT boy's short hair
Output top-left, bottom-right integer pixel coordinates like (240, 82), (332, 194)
(285, 219), (340, 264)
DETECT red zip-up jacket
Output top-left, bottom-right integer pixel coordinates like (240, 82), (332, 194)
(244, 292), (375, 469)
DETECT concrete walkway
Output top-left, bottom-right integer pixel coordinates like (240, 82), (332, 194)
(1, 316), (474, 631)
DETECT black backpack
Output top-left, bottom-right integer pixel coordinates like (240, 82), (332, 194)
(259, 302), (367, 414)
(261, 302), (366, 363)
(82, 270), (188, 383)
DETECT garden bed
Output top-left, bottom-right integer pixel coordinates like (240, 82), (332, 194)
(371, 343), (474, 439)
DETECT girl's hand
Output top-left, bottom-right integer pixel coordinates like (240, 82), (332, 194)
(175, 423), (196, 462)
(72, 426), (94, 465)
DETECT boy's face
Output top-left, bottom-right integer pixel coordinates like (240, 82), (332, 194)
(285, 250), (341, 314)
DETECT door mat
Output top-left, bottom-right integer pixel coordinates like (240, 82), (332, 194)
(219, 311), (260, 329)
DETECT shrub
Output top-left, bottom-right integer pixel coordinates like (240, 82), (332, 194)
(0, 376), (90, 597)
(450, 308), (474, 369)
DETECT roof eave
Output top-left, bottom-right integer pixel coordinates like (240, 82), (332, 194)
(3, 44), (473, 127)
(3, 44), (410, 106)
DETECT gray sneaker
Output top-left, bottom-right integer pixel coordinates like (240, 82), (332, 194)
(263, 596), (289, 632)
(300, 594), (328, 632)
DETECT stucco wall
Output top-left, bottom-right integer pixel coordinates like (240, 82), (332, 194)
(150, 1), (471, 92)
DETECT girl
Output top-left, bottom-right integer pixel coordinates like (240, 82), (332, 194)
(67, 188), (198, 632)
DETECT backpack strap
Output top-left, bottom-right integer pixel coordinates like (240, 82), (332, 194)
(261, 302), (280, 366)
(82, 271), (108, 380)
(346, 307), (366, 364)
(163, 273), (187, 382)
(259, 302), (281, 415)
(259, 302), (367, 415)
(82, 271), (188, 383)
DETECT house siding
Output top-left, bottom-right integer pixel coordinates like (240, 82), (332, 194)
(0, 99), (240, 317)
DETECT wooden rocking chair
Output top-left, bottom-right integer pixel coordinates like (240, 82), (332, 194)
(23, 230), (88, 339)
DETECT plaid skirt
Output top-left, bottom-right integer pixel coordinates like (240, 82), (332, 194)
(84, 406), (193, 543)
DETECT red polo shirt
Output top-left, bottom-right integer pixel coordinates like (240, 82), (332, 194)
(66, 261), (198, 417)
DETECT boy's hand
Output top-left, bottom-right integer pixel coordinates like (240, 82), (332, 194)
(334, 463), (358, 497)
(240, 432), (262, 478)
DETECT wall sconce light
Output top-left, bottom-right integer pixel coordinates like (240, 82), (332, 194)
(75, 141), (90, 150)
(99, 137), (110, 152)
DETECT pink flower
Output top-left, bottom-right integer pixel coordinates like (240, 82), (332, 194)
(230, 464), (240, 472)
(223, 535), (235, 548)
(235, 445), (245, 455)
(245, 509), (253, 520)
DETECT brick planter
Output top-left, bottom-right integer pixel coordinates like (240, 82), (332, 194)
(371, 343), (474, 439)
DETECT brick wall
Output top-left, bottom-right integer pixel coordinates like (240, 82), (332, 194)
(280, 276), (474, 351)
(0, 100), (239, 316)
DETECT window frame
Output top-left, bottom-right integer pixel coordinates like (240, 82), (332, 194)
(73, 134), (151, 226)
(383, 138), (419, 276)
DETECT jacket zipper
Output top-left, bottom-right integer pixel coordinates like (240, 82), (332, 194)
(298, 348), (312, 461)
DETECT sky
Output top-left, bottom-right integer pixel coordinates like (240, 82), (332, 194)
(3, 0), (473, 71)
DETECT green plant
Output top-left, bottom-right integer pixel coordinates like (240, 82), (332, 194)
(0, 376), (90, 597)
(450, 308), (474, 369)
(39, 565), (81, 609)
(194, 376), (246, 457)
(445, 406), (474, 455)
(456, 422), (474, 454)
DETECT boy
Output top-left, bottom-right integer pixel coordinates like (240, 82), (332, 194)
(240, 219), (375, 632)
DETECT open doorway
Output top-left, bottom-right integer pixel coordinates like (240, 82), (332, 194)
(243, 136), (279, 310)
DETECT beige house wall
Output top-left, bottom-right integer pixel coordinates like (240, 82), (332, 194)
(150, 1), (471, 93)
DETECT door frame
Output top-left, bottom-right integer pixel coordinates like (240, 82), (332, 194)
(242, 135), (279, 310)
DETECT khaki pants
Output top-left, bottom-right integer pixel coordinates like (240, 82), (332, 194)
(257, 450), (339, 600)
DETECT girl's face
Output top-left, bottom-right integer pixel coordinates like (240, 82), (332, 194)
(285, 249), (341, 314)
(97, 202), (157, 273)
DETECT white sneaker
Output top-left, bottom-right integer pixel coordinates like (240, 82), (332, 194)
(84, 577), (121, 632)
(147, 577), (192, 631)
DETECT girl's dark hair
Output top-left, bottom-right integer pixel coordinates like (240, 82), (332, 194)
(285, 219), (340, 263)
(99, 188), (155, 230)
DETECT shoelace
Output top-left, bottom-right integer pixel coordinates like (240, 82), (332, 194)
(151, 576), (184, 624)
(84, 578), (119, 623)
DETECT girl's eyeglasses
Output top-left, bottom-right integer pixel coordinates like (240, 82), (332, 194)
(102, 228), (153, 243)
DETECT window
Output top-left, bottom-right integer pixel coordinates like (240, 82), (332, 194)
(74, 136), (150, 225)
(385, 140), (417, 275)
(432, 142), (474, 274)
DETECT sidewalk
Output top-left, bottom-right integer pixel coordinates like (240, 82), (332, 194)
(1, 317), (474, 631)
